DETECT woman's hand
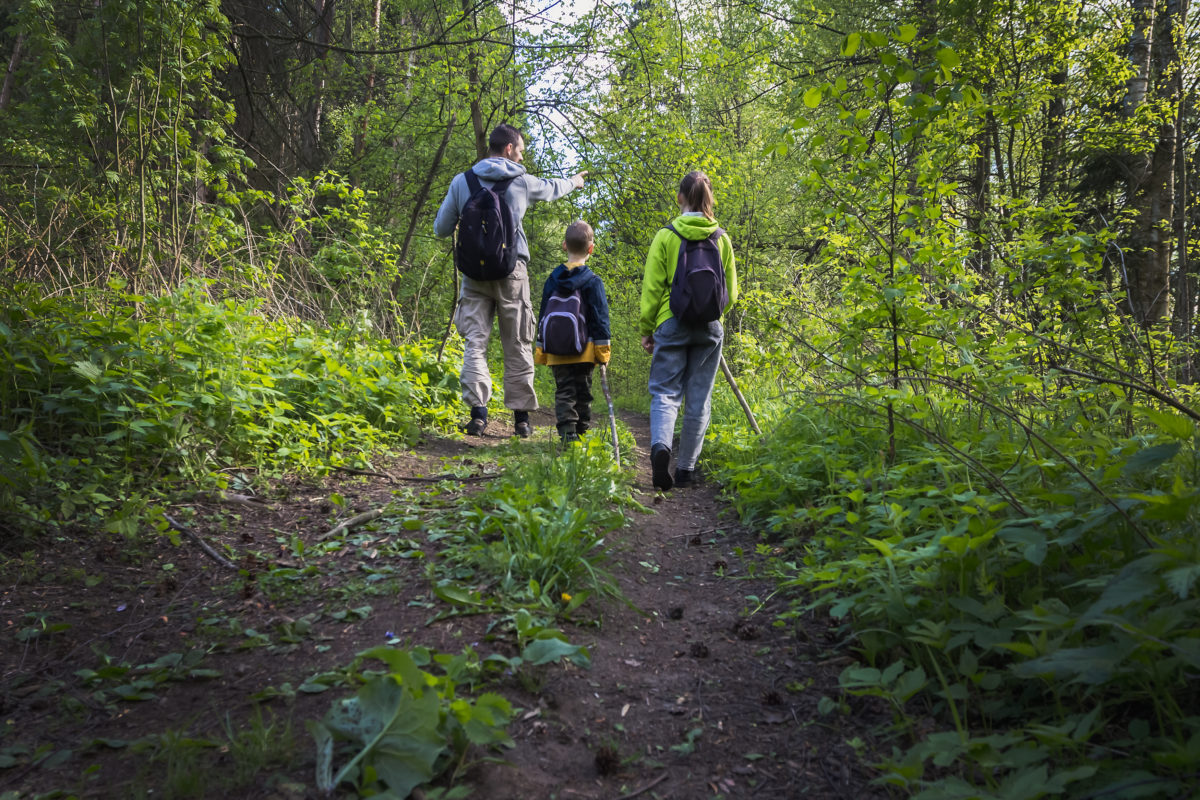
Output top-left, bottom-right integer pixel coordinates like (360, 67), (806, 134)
(641, 335), (655, 354)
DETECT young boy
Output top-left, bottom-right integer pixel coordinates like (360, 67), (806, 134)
(534, 220), (611, 443)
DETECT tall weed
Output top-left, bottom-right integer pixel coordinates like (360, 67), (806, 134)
(433, 437), (634, 609)
(0, 283), (460, 538)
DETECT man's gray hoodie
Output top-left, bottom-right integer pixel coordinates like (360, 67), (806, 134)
(433, 157), (576, 265)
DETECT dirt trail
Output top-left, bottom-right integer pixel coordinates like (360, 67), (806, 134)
(0, 410), (888, 799)
(461, 409), (888, 800)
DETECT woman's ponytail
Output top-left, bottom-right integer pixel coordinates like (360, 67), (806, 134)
(679, 171), (714, 220)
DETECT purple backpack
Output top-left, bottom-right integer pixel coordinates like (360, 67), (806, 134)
(540, 289), (588, 355)
(665, 224), (728, 324)
(455, 171), (517, 281)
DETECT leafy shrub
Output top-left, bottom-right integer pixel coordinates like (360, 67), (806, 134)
(706, 387), (1200, 797)
(434, 436), (634, 609)
(0, 282), (460, 537)
(309, 646), (512, 798)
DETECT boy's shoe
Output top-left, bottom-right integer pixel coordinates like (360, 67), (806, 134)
(463, 406), (488, 436)
(674, 468), (695, 488)
(651, 443), (673, 491)
(576, 421), (590, 435)
(561, 432), (580, 445)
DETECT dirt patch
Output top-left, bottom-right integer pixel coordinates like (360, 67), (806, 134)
(0, 410), (888, 799)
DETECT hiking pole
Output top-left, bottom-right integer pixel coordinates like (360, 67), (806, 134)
(598, 363), (621, 462)
(719, 355), (762, 436)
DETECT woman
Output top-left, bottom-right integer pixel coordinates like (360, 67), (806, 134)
(639, 171), (738, 490)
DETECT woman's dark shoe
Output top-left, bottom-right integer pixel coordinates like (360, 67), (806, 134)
(651, 443), (673, 490)
(674, 468), (694, 488)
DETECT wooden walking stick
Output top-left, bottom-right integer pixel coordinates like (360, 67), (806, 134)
(598, 363), (620, 461)
(719, 355), (761, 435)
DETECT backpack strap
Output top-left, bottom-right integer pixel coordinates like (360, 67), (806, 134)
(664, 223), (725, 243)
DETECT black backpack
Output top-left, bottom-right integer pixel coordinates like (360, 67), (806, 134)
(665, 224), (728, 324)
(455, 171), (517, 281)
(540, 289), (588, 355)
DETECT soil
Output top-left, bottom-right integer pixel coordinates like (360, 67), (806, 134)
(0, 409), (891, 799)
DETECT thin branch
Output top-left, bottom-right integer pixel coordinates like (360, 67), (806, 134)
(616, 773), (669, 800)
(320, 508), (386, 540)
(164, 514), (239, 570)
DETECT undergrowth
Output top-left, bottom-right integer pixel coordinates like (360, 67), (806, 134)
(429, 434), (638, 612)
(0, 282), (461, 541)
(707, 394), (1200, 799)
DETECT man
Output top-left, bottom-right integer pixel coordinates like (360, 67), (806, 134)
(434, 123), (587, 437)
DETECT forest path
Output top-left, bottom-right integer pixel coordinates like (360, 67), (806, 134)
(0, 410), (888, 799)
(460, 407), (889, 800)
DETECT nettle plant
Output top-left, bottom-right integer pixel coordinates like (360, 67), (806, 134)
(0, 283), (461, 536)
(707, 24), (1200, 800)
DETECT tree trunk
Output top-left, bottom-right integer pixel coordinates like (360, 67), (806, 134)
(968, 89), (992, 276)
(353, 0), (383, 159)
(1037, 66), (1068, 202)
(301, 0), (336, 168)
(1122, 0), (1182, 328)
(462, 0), (488, 160)
(0, 33), (24, 111)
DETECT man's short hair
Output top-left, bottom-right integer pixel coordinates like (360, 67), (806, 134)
(488, 124), (523, 155)
(564, 220), (594, 256)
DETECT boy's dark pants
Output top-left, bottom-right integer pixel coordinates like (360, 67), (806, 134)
(550, 363), (595, 435)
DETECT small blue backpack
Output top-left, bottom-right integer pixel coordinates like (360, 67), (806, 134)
(540, 290), (588, 355)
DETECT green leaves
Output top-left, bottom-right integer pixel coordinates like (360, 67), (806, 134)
(310, 647), (513, 797)
(0, 286), (462, 532)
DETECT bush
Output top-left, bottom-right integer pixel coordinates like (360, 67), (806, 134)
(0, 282), (460, 538)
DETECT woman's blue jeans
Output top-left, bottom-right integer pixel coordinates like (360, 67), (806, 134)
(648, 317), (723, 471)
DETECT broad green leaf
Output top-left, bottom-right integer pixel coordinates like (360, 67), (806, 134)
(433, 582), (483, 606)
(934, 48), (960, 69)
(521, 638), (589, 667)
(1122, 442), (1180, 476)
(802, 87), (822, 108)
(865, 538), (893, 557)
(1141, 407), (1195, 439)
(896, 24), (919, 43)
(841, 32), (861, 57)
(323, 675), (444, 796)
(1014, 642), (1136, 685)
(1164, 564), (1200, 598)
(308, 720), (334, 792)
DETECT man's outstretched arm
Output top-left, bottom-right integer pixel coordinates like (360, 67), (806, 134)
(525, 171), (587, 202)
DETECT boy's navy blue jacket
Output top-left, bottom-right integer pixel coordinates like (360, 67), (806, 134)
(534, 263), (611, 365)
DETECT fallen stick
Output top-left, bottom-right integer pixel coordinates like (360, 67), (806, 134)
(719, 355), (761, 435)
(616, 772), (669, 800)
(164, 514), (238, 570)
(320, 507), (386, 540)
(332, 465), (497, 484)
